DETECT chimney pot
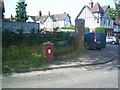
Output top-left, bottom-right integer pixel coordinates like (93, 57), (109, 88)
(48, 11), (50, 16)
(89, 0), (93, 8)
(39, 11), (42, 16)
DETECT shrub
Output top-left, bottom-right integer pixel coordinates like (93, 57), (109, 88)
(95, 27), (107, 35)
(61, 25), (75, 30)
(85, 27), (90, 32)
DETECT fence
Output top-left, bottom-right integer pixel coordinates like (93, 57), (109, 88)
(2, 21), (39, 33)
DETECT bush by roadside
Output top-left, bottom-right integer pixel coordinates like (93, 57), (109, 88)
(2, 45), (86, 72)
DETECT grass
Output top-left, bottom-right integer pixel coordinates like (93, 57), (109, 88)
(2, 45), (48, 70)
(2, 44), (86, 72)
(54, 45), (86, 60)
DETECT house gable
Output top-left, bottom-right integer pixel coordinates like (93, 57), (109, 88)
(26, 16), (35, 22)
(44, 16), (54, 29)
(76, 5), (95, 20)
(45, 16), (53, 22)
(76, 5), (96, 29)
(102, 5), (110, 13)
(65, 15), (71, 22)
(64, 15), (71, 26)
(92, 2), (104, 13)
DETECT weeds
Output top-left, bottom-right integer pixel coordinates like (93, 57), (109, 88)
(2, 44), (86, 71)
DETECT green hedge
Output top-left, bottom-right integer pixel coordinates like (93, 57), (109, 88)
(95, 27), (107, 35)
(85, 27), (90, 32)
(2, 29), (75, 47)
(61, 25), (75, 30)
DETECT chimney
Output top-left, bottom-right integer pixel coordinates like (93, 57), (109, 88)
(39, 11), (42, 17)
(89, 0), (93, 8)
(48, 11), (50, 16)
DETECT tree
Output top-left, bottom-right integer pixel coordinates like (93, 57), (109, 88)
(109, 8), (118, 20)
(114, 0), (120, 19)
(15, 1), (28, 22)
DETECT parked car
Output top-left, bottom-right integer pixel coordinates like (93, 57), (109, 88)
(106, 36), (118, 44)
(84, 32), (106, 50)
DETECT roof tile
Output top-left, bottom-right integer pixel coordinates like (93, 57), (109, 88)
(92, 2), (104, 13)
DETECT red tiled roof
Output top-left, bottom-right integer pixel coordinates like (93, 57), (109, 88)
(37, 15), (48, 23)
(92, 2), (104, 13)
(102, 5), (110, 12)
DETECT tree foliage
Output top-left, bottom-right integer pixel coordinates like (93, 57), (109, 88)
(114, 0), (120, 19)
(109, 8), (118, 20)
(108, 0), (120, 20)
(15, 1), (28, 22)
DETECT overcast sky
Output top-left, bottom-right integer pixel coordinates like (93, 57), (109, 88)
(4, 0), (115, 25)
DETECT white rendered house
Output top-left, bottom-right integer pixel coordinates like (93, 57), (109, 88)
(76, 0), (113, 35)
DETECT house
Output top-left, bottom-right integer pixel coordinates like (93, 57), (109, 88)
(76, 0), (114, 36)
(113, 19), (120, 38)
(0, 0), (5, 21)
(26, 11), (71, 31)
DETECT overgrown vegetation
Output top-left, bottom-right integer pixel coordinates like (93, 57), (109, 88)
(2, 28), (86, 71)
(2, 45), (46, 70)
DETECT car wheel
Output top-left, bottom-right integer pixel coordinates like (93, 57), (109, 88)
(112, 41), (115, 44)
(97, 48), (101, 50)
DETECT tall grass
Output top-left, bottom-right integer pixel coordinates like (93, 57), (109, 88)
(2, 45), (47, 70)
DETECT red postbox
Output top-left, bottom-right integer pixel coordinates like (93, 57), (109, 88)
(43, 41), (54, 60)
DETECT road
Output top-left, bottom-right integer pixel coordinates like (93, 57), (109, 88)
(1, 44), (119, 88)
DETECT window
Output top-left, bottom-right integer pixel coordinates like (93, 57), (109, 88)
(104, 19), (105, 25)
(97, 18), (99, 23)
(108, 19), (110, 25)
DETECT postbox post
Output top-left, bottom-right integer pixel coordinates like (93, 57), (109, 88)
(43, 41), (54, 60)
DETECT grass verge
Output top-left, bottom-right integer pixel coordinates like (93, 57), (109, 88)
(2, 44), (86, 73)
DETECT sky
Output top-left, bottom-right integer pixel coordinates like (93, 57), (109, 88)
(4, 0), (115, 25)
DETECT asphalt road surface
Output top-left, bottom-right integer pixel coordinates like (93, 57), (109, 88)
(1, 44), (119, 88)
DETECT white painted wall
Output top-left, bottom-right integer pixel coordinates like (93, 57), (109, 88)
(57, 20), (65, 28)
(26, 17), (34, 22)
(44, 17), (54, 29)
(77, 7), (95, 29)
(64, 16), (71, 27)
